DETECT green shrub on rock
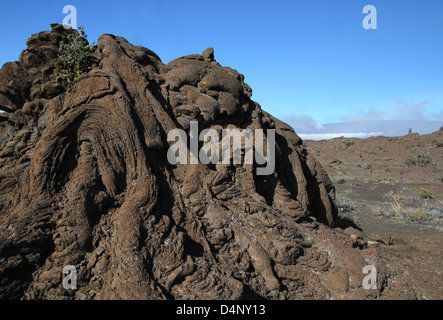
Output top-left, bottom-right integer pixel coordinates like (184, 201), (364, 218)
(54, 25), (95, 85)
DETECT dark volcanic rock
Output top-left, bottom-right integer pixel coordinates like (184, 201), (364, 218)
(0, 24), (388, 300)
(202, 47), (215, 62)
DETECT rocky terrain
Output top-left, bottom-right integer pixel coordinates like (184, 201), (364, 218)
(304, 131), (443, 299)
(0, 24), (440, 300)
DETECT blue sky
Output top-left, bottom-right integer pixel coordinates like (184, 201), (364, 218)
(1, 0), (442, 127)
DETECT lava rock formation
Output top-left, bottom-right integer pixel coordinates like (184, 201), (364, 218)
(0, 24), (387, 300)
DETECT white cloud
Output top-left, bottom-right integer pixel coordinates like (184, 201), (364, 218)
(429, 110), (443, 121)
(342, 100), (433, 122)
(279, 115), (324, 131)
(392, 100), (429, 120)
(342, 108), (384, 122)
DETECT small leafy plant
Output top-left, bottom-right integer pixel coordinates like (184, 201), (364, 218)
(420, 188), (434, 199)
(405, 152), (436, 168)
(335, 189), (353, 213)
(343, 139), (354, 147)
(54, 25), (95, 85)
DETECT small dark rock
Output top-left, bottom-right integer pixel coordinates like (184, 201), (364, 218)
(202, 47), (215, 62)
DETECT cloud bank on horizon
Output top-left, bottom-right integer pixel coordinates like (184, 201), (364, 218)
(297, 132), (385, 140)
(291, 120), (443, 140)
(282, 100), (443, 140)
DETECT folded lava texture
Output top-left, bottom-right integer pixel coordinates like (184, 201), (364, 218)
(0, 24), (386, 300)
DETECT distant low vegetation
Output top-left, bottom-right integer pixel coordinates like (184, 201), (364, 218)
(405, 152), (436, 168)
